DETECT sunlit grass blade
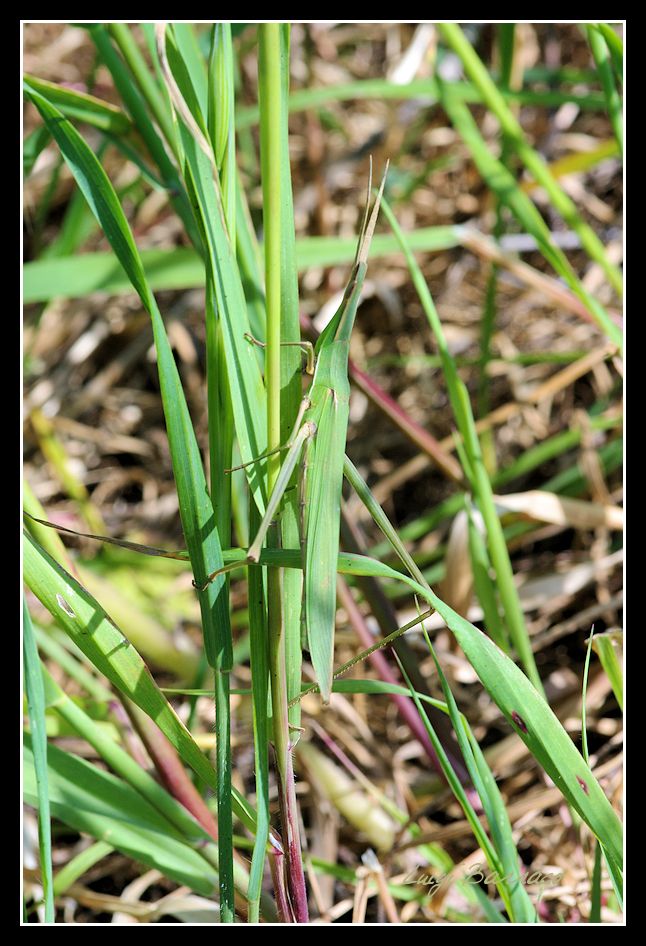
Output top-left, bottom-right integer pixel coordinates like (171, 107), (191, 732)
(22, 227), (463, 302)
(418, 620), (537, 922)
(437, 23), (623, 298)
(591, 631), (623, 711)
(23, 80), (230, 674)
(22, 530), (257, 837)
(437, 85), (622, 349)
(23, 600), (55, 923)
(586, 25), (623, 155)
(23, 73), (131, 133)
(24, 734), (220, 898)
(379, 197), (541, 688)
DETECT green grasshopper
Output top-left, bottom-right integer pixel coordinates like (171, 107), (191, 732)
(196, 163), (388, 702)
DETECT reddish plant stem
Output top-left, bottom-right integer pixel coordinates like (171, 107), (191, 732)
(339, 515), (470, 784)
(299, 313), (464, 484)
(120, 696), (219, 840)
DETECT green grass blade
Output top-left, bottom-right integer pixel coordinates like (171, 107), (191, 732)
(388, 567), (623, 881)
(591, 631), (623, 711)
(235, 76), (607, 130)
(24, 734), (219, 898)
(24, 79), (230, 672)
(586, 25), (623, 155)
(176, 122), (269, 516)
(378, 198), (541, 687)
(589, 841), (603, 922)
(107, 23), (178, 154)
(466, 502), (508, 651)
(24, 73), (131, 133)
(593, 24), (623, 80)
(23, 600), (55, 923)
(88, 25), (201, 248)
(394, 655), (506, 889)
(419, 625), (537, 921)
(173, 23), (209, 121)
(22, 531), (257, 837)
(22, 227), (463, 303)
(246, 507), (271, 922)
(52, 841), (114, 898)
(437, 86), (622, 349)
(437, 23), (623, 297)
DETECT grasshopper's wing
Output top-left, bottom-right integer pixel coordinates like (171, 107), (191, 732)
(303, 391), (349, 703)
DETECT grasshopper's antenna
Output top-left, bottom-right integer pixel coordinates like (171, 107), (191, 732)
(354, 156), (374, 266)
(356, 159), (389, 267)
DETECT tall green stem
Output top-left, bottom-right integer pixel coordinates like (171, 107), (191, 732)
(258, 23), (309, 923)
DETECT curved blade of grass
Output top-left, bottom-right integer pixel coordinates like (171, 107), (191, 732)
(438, 85), (622, 349)
(419, 622), (537, 922)
(586, 25), (623, 155)
(23, 79), (230, 672)
(235, 76), (607, 130)
(172, 107), (269, 516)
(23, 601), (54, 922)
(52, 841), (114, 898)
(24, 734), (219, 898)
(385, 565), (623, 883)
(88, 25), (201, 248)
(437, 23), (623, 298)
(592, 24), (623, 80)
(591, 631), (623, 711)
(24, 73), (131, 133)
(23, 530), (256, 837)
(22, 228), (462, 303)
(393, 652), (509, 896)
(379, 195), (543, 688)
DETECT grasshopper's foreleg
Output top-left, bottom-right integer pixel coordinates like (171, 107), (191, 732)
(244, 332), (315, 375)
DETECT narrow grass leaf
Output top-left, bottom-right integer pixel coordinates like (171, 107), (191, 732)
(591, 631), (623, 711)
(438, 23), (623, 297)
(586, 25), (623, 155)
(438, 85), (622, 348)
(24, 734), (219, 897)
(420, 624), (537, 922)
(23, 531), (256, 836)
(23, 79), (230, 670)
(24, 74), (131, 133)
(23, 600), (55, 923)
